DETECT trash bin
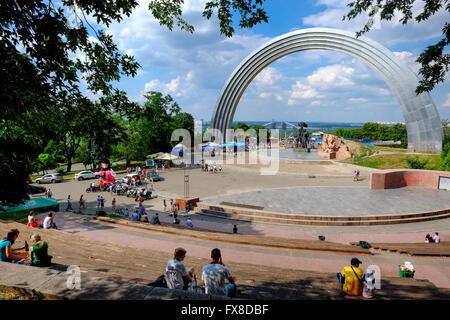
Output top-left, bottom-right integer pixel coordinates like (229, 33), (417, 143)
(399, 265), (415, 278)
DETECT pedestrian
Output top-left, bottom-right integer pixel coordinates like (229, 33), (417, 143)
(353, 170), (357, 182)
(79, 195), (86, 210)
(100, 196), (105, 211)
(233, 224), (238, 234)
(65, 195), (73, 211)
(138, 194), (143, 206)
(356, 169), (360, 180)
(173, 208), (179, 224)
(163, 199), (167, 212)
(97, 195), (101, 211)
(170, 199), (174, 214)
(46, 188), (52, 198)
(112, 198), (116, 212)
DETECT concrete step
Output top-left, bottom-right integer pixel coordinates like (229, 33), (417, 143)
(195, 203), (450, 222)
(194, 206), (450, 226)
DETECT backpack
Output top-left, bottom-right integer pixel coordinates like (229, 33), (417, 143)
(337, 272), (345, 285)
(149, 274), (167, 288)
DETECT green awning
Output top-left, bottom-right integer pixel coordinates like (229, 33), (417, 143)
(1, 197), (59, 214)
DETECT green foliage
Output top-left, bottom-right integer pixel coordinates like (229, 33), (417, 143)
(1, 0), (140, 205)
(405, 156), (429, 169)
(343, 0), (449, 94)
(334, 122), (407, 147)
(149, 0), (269, 37)
(440, 142), (450, 171)
(233, 122), (251, 131)
(55, 166), (66, 175)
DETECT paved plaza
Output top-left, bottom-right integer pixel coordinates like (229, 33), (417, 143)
(204, 186), (450, 216)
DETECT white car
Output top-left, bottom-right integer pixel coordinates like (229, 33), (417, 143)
(122, 173), (141, 184)
(74, 171), (98, 181)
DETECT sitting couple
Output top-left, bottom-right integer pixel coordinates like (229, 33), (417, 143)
(0, 229), (52, 267)
(165, 247), (236, 298)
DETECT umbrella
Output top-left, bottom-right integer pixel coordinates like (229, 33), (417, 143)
(219, 142), (235, 148)
(155, 153), (179, 160)
(202, 145), (216, 151)
(174, 143), (187, 148)
(146, 152), (164, 159)
(171, 147), (185, 153)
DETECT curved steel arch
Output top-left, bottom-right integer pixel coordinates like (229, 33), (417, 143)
(211, 28), (442, 152)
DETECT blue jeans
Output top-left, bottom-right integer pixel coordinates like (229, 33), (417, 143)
(226, 283), (237, 297)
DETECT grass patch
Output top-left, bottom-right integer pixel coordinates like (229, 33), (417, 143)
(0, 211), (31, 222)
(343, 153), (442, 170)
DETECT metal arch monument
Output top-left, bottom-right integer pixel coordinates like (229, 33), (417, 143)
(210, 28), (442, 153)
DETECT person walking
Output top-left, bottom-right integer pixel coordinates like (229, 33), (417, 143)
(163, 199), (167, 212)
(97, 195), (101, 211)
(112, 198), (117, 212)
(100, 196), (105, 211)
(65, 195), (73, 211)
(46, 188), (52, 198)
(79, 195), (86, 210)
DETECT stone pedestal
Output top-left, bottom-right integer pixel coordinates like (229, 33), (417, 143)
(175, 197), (200, 211)
(318, 151), (336, 159)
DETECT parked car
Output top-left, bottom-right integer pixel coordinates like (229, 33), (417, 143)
(35, 173), (63, 184)
(148, 171), (161, 181)
(28, 184), (46, 194)
(74, 170), (98, 181)
(122, 173), (141, 184)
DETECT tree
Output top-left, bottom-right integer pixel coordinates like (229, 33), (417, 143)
(343, 0), (449, 94)
(1, 0), (140, 205)
(234, 122), (251, 132)
(388, 123), (408, 148)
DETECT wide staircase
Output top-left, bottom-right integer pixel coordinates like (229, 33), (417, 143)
(194, 202), (450, 226)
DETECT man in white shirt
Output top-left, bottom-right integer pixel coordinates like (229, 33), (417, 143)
(433, 232), (440, 243)
(202, 248), (236, 297)
(166, 248), (193, 290)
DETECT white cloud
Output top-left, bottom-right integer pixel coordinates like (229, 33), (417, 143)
(443, 94), (450, 108)
(307, 64), (355, 87)
(349, 98), (368, 103)
(254, 67), (284, 86)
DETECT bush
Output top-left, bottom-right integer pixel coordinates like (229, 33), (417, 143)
(405, 156), (429, 169)
(440, 143), (450, 171)
(55, 166), (66, 175)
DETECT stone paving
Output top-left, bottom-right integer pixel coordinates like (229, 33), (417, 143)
(203, 186), (450, 216)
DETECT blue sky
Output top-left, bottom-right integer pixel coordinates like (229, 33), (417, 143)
(84, 0), (449, 123)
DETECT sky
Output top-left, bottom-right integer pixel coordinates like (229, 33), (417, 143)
(82, 0), (449, 123)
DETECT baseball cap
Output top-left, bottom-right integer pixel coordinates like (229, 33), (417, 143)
(351, 257), (362, 265)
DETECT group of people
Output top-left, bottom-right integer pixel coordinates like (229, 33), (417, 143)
(201, 162), (222, 173)
(165, 247), (236, 298)
(0, 229), (52, 267)
(27, 211), (57, 229)
(339, 257), (376, 298)
(163, 199), (192, 225)
(425, 232), (440, 243)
